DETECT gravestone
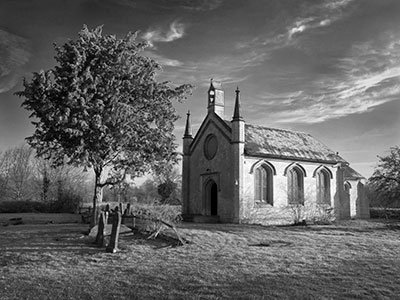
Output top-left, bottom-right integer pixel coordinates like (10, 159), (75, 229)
(95, 212), (106, 247)
(106, 212), (122, 253)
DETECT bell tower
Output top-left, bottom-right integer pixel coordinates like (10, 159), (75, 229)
(207, 79), (225, 119)
(231, 87), (245, 222)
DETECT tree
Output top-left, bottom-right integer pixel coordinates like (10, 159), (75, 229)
(0, 144), (34, 201)
(135, 179), (159, 204)
(154, 164), (181, 204)
(15, 25), (192, 226)
(31, 157), (91, 205)
(157, 180), (178, 204)
(368, 146), (400, 207)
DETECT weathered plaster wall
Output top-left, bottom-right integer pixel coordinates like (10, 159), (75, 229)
(241, 157), (339, 225)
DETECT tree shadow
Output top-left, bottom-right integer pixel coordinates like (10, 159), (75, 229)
(119, 227), (189, 250)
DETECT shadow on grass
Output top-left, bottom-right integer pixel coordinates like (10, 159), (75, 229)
(0, 224), (104, 257)
(119, 227), (189, 250)
(248, 240), (293, 247)
(179, 220), (400, 240)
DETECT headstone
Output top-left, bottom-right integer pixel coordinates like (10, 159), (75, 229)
(95, 212), (106, 247)
(124, 203), (131, 216)
(106, 212), (122, 253)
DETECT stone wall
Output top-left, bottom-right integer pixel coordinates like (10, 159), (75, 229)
(186, 115), (235, 222)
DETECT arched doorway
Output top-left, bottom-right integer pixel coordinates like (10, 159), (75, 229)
(205, 180), (218, 216)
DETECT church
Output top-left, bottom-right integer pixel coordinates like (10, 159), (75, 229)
(181, 81), (369, 225)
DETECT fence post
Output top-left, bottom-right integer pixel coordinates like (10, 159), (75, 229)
(106, 212), (122, 253)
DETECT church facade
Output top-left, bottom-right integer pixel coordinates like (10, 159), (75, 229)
(182, 81), (369, 225)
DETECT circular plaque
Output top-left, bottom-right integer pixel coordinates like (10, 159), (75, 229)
(204, 134), (218, 160)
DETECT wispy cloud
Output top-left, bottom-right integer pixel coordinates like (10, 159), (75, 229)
(250, 35), (400, 124)
(237, 0), (354, 51)
(160, 49), (266, 86)
(104, 0), (136, 8)
(283, 0), (355, 46)
(143, 51), (183, 67)
(0, 74), (19, 94)
(0, 29), (31, 94)
(177, 0), (223, 11)
(142, 20), (185, 47)
(158, 0), (223, 11)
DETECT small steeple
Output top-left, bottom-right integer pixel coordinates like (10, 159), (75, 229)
(207, 79), (225, 118)
(232, 86), (243, 121)
(184, 110), (192, 137)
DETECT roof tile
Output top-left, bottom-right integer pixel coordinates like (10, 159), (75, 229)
(244, 124), (346, 163)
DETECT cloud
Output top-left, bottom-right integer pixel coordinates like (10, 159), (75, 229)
(142, 20), (185, 47)
(143, 52), (183, 67)
(158, 0), (223, 11)
(286, 0), (354, 41)
(0, 29), (31, 94)
(230, 1), (400, 125)
(176, 0), (223, 11)
(288, 18), (315, 39)
(249, 35), (400, 124)
(238, 0), (354, 51)
(92, 0), (137, 9)
(159, 49), (266, 86)
(0, 74), (19, 94)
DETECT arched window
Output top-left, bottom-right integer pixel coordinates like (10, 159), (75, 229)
(287, 166), (304, 205)
(316, 168), (331, 205)
(254, 165), (273, 205)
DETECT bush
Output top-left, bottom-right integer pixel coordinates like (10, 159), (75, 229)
(287, 202), (335, 225)
(370, 208), (400, 219)
(0, 200), (48, 213)
(48, 192), (82, 213)
(0, 193), (81, 214)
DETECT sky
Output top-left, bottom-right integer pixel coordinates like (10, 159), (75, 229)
(0, 0), (399, 179)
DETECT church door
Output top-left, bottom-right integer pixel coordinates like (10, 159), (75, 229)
(205, 180), (218, 216)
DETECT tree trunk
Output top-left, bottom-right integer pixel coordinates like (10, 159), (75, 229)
(91, 168), (104, 228)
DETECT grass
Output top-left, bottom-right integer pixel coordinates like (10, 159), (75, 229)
(1, 219), (400, 299)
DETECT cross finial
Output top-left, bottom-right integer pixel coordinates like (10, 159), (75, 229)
(233, 86), (243, 121)
(184, 110), (192, 137)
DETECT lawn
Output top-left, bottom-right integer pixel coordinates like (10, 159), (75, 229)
(0, 219), (400, 300)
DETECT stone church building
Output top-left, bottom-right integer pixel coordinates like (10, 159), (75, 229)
(181, 81), (369, 225)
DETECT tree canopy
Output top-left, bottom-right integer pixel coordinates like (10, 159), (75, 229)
(15, 25), (192, 225)
(368, 145), (400, 207)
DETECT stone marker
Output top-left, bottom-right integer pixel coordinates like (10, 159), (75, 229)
(95, 212), (106, 247)
(106, 212), (122, 253)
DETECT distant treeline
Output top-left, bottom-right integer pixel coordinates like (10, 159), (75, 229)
(0, 144), (181, 213)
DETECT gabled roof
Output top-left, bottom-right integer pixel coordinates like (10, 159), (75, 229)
(189, 112), (231, 153)
(344, 166), (365, 180)
(243, 123), (346, 164)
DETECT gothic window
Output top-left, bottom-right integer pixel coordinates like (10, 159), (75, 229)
(287, 166), (304, 205)
(254, 165), (273, 205)
(316, 168), (331, 205)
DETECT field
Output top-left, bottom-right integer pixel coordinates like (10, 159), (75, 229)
(1, 218), (400, 300)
